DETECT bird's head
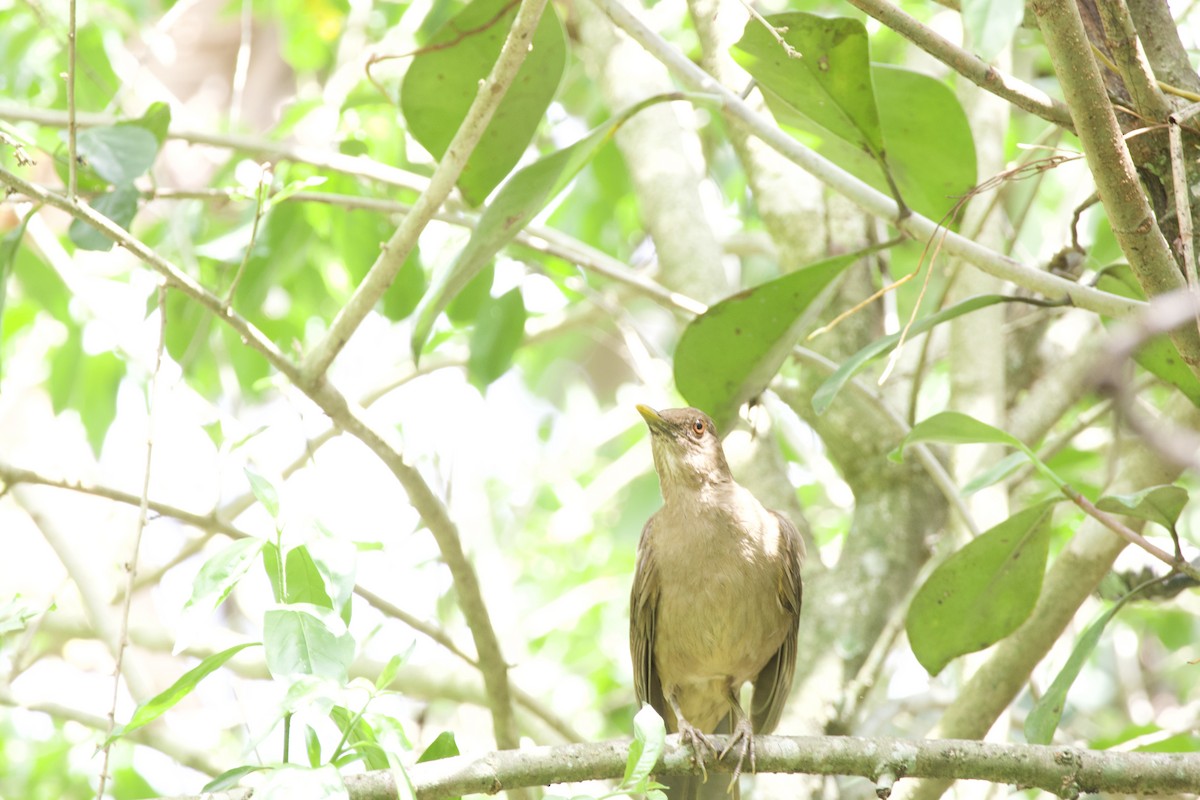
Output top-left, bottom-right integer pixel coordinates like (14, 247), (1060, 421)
(636, 405), (733, 499)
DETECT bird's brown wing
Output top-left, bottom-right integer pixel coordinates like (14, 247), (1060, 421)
(750, 510), (805, 733)
(630, 516), (668, 727)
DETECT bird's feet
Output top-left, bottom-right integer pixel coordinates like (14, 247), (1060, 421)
(719, 716), (755, 788)
(678, 720), (720, 782)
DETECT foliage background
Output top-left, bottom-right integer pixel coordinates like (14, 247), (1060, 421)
(1, 0), (1200, 797)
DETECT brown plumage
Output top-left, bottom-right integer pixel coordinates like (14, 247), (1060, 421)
(631, 405), (804, 796)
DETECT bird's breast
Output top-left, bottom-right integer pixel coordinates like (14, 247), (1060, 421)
(648, 498), (791, 689)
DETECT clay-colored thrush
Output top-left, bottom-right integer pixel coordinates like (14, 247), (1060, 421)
(631, 405), (804, 795)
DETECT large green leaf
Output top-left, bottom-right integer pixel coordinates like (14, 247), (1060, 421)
(732, 13), (883, 158)
(871, 65), (976, 222)
(400, 0), (566, 206)
(906, 501), (1057, 676)
(74, 125), (159, 185)
(674, 251), (866, 429)
(106, 643), (261, 744)
(410, 95), (678, 358)
(263, 605), (355, 682)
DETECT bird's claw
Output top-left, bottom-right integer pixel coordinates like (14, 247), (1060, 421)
(679, 722), (720, 782)
(719, 717), (755, 789)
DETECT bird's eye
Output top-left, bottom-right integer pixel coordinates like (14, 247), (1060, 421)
(691, 419), (706, 437)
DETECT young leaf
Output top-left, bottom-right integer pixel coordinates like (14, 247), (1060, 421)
(1025, 601), (1121, 744)
(1096, 485), (1189, 534)
(622, 704), (666, 791)
(400, 0), (567, 206)
(409, 94), (682, 359)
(263, 605), (355, 682)
(106, 642), (261, 743)
(467, 287), (526, 389)
(813, 295), (1008, 414)
(285, 545), (334, 609)
(417, 731), (460, 763)
(330, 707), (391, 771)
(201, 765), (267, 793)
(305, 724), (322, 767)
(375, 653), (404, 692)
(176, 537), (265, 654)
(674, 250), (868, 430)
(245, 465), (281, 519)
(906, 501), (1057, 676)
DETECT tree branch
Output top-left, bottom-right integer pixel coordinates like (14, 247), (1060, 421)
(159, 735), (1200, 800)
(842, 0), (1074, 129)
(300, 0), (551, 382)
(1033, 0), (1200, 373)
(0, 168), (522, 753)
(587, 0), (1144, 320)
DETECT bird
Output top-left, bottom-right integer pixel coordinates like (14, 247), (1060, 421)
(630, 405), (804, 798)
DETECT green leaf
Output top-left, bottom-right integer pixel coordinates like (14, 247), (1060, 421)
(263, 605), (355, 682)
(961, 0), (1025, 61)
(0, 595), (39, 636)
(870, 65), (977, 222)
(400, 0), (567, 206)
(106, 642), (261, 744)
(263, 541), (284, 603)
(305, 724), (322, 767)
(962, 450), (1028, 494)
(445, 264), (495, 326)
(245, 466), (281, 519)
(813, 295), (1008, 414)
(177, 537), (265, 653)
(70, 184), (140, 251)
(674, 251), (866, 429)
(381, 247), (426, 322)
(410, 94), (680, 358)
(467, 288), (526, 389)
(622, 704), (666, 791)
(1025, 601), (1121, 744)
(732, 14), (883, 158)
(906, 501), (1057, 676)
(0, 214), (33, 375)
(74, 125), (159, 185)
(132, 101), (172, 146)
(1096, 485), (1189, 533)
(375, 653), (404, 692)
(417, 731), (460, 763)
(285, 546), (334, 609)
(330, 707), (391, 771)
(899, 410), (1024, 449)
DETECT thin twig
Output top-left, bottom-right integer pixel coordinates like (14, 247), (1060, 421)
(95, 285), (168, 800)
(1167, 102), (1200, 340)
(66, 0), (77, 199)
(224, 163), (271, 305)
(1064, 485), (1200, 581)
